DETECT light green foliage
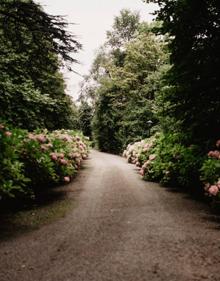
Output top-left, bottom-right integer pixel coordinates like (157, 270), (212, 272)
(106, 9), (140, 48)
(83, 10), (169, 153)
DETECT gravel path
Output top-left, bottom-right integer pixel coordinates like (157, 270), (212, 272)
(1, 150), (220, 281)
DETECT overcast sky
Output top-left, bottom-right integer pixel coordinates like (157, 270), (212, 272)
(38, 0), (158, 100)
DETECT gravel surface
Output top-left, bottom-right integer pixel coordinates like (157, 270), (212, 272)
(1, 150), (220, 281)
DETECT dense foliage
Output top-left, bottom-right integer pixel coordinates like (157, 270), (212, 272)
(143, 0), (220, 148)
(80, 10), (168, 153)
(78, 101), (93, 139)
(98, 2), (220, 199)
(0, 1), (90, 205)
(1, 0), (220, 204)
(0, 122), (89, 200)
(123, 136), (220, 198)
(121, 0), (219, 196)
(0, 0), (81, 130)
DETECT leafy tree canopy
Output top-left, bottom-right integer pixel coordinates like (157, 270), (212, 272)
(82, 10), (169, 153)
(0, 0), (81, 130)
(143, 0), (220, 147)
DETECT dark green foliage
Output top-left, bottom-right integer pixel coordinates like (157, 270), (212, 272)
(144, 0), (220, 148)
(0, 0), (81, 67)
(144, 133), (204, 189)
(78, 101), (93, 138)
(201, 158), (220, 186)
(0, 125), (30, 198)
(0, 0), (81, 130)
(200, 141), (220, 187)
(92, 82), (122, 153)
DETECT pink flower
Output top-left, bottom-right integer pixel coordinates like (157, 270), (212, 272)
(4, 131), (12, 137)
(70, 152), (80, 159)
(208, 150), (220, 159)
(60, 159), (68, 165)
(143, 144), (150, 152)
(143, 160), (151, 169)
(208, 185), (219, 196)
(140, 168), (145, 176)
(149, 154), (156, 161)
(50, 153), (58, 161)
(36, 135), (47, 143)
(47, 143), (53, 149)
(64, 176), (70, 183)
(0, 124), (5, 130)
(82, 154), (88, 160)
(204, 183), (210, 191)
(28, 133), (36, 140)
(58, 153), (64, 159)
(61, 134), (72, 142)
(40, 144), (48, 152)
(216, 140), (220, 148)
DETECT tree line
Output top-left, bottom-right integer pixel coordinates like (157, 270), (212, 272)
(80, 1), (220, 156)
(78, 1), (220, 194)
(1, 0), (220, 196)
(0, 0), (89, 132)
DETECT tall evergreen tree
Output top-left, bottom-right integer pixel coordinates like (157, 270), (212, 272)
(0, 0), (81, 130)
(144, 0), (220, 148)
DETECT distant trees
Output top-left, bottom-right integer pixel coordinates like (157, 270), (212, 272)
(80, 9), (168, 153)
(0, 0), (81, 130)
(78, 101), (93, 138)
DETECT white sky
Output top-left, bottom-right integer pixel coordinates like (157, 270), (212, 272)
(38, 0), (158, 100)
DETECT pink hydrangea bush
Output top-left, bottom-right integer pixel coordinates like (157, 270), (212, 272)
(0, 123), (90, 200)
(123, 141), (145, 165)
(0, 124), (30, 198)
(201, 139), (220, 198)
(22, 129), (90, 192)
(124, 133), (203, 189)
(123, 135), (157, 177)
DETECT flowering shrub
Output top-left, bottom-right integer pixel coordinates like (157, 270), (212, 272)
(0, 124), (30, 198)
(124, 134), (220, 200)
(123, 135), (157, 168)
(0, 123), (90, 200)
(200, 140), (220, 198)
(124, 133), (204, 192)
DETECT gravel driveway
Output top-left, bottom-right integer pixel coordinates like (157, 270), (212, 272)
(1, 150), (220, 281)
